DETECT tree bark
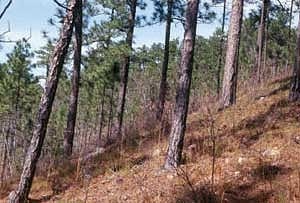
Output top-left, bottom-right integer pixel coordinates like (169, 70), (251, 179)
(289, 12), (300, 102)
(63, 0), (83, 157)
(164, 0), (199, 170)
(115, 0), (137, 139)
(8, 1), (78, 202)
(219, 0), (243, 110)
(255, 0), (269, 83)
(156, 0), (173, 121)
(0, 143), (7, 187)
(217, 0), (226, 96)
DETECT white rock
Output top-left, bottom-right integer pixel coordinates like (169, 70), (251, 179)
(262, 148), (280, 159)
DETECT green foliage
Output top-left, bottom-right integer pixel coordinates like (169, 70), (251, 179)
(239, 3), (296, 79)
(0, 40), (40, 114)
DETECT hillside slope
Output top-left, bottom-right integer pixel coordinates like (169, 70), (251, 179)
(2, 75), (300, 203)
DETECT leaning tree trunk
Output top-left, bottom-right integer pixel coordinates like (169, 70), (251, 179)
(216, 0), (226, 96)
(255, 0), (269, 83)
(63, 0), (83, 157)
(219, 0), (243, 110)
(156, 0), (173, 121)
(289, 12), (300, 101)
(8, 1), (78, 202)
(115, 0), (137, 139)
(164, 0), (200, 170)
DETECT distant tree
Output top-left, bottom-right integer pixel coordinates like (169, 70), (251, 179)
(289, 10), (300, 101)
(215, 0), (227, 96)
(36, 39), (55, 78)
(287, 0), (295, 69)
(155, 0), (174, 122)
(115, 0), (146, 140)
(255, 0), (270, 83)
(0, 40), (40, 181)
(164, 0), (200, 169)
(219, 0), (244, 110)
(8, 0), (79, 201)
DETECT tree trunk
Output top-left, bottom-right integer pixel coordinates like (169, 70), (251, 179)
(164, 0), (199, 170)
(289, 12), (300, 102)
(263, 6), (269, 75)
(219, 0), (243, 110)
(107, 83), (115, 142)
(63, 0), (83, 157)
(287, 0), (294, 70)
(0, 143), (7, 188)
(156, 0), (173, 121)
(255, 0), (269, 83)
(8, 1), (78, 202)
(115, 0), (137, 139)
(97, 87), (106, 146)
(217, 0), (226, 96)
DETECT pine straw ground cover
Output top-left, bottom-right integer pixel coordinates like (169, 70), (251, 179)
(1, 76), (300, 203)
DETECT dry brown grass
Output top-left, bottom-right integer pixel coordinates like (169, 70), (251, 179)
(2, 74), (300, 203)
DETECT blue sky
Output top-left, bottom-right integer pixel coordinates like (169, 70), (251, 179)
(0, 0), (294, 63)
(0, 0), (57, 59)
(0, 0), (223, 62)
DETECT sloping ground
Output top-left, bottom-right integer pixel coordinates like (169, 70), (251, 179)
(2, 76), (300, 203)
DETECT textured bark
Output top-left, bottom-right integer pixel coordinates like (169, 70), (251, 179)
(115, 0), (137, 139)
(164, 0), (199, 170)
(255, 0), (269, 83)
(0, 144), (7, 187)
(63, 0), (83, 157)
(156, 0), (173, 121)
(8, 1), (77, 202)
(289, 12), (300, 102)
(219, 0), (243, 110)
(217, 0), (226, 96)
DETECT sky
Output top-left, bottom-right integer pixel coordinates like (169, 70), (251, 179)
(0, 0), (295, 64)
(0, 0), (224, 62)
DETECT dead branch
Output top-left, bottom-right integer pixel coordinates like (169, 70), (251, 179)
(0, 0), (12, 20)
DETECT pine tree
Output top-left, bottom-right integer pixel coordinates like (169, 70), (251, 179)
(8, 0), (79, 201)
(164, 0), (200, 169)
(219, 0), (244, 110)
(63, 0), (83, 157)
(255, 0), (270, 83)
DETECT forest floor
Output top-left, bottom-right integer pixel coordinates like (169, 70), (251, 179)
(1, 75), (300, 203)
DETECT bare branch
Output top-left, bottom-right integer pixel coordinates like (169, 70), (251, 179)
(23, 28), (32, 42)
(0, 21), (10, 37)
(276, 0), (285, 10)
(0, 0), (12, 20)
(0, 28), (32, 43)
(53, 0), (71, 11)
